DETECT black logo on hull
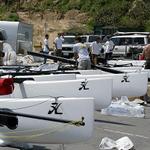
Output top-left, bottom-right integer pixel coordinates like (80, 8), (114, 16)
(48, 102), (63, 114)
(121, 74), (130, 83)
(79, 79), (89, 91)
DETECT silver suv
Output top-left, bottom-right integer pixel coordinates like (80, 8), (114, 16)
(80, 35), (102, 48)
(110, 32), (150, 56)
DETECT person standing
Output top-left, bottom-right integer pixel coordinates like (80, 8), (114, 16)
(142, 44), (150, 69)
(140, 44), (150, 104)
(43, 34), (50, 64)
(73, 36), (91, 70)
(2, 41), (17, 65)
(54, 33), (64, 57)
(103, 37), (115, 64)
(90, 37), (103, 65)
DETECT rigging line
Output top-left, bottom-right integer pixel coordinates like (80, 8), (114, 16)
(12, 95), (64, 110)
(28, 95), (64, 99)
(12, 100), (49, 110)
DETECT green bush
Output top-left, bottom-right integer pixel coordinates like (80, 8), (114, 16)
(65, 26), (90, 35)
(7, 13), (19, 21)
(145, 20), (150, 32)
(1, 0), (150, 32)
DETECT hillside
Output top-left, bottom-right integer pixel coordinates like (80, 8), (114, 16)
(18, 10), (89, 48)
(1, 0), (150, 48)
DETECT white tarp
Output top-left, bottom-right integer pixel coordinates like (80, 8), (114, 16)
(99, 136), (134, 150)
(101, 96), (144, 118)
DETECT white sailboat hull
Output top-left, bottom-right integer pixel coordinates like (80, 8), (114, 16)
(108, 60), (146, 67)
(1, 78), (112, 110)
(76, 72), (148, 97)
(110, 66), (150, 79)
(15, 71), (148, 97)
(0, 97), (94, 144)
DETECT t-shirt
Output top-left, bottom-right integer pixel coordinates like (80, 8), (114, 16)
(54, 36), (64, 49)
(104, 40), (115, 53)
(43, 38), (49, 52)
(73, 43), (90, 61)
(90, 41), (103, 55)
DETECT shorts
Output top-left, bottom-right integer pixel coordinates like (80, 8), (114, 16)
(78, 59), (91, 70)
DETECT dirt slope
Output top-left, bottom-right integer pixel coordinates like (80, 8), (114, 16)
(17, 10), (89, 50)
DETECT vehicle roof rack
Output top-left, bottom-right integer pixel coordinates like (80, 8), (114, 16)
(113, 31), (150, 36)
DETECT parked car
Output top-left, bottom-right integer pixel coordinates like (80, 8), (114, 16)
(80, 35), (102, 48)
(61, 35), (103, 58)
(62, 35), (75, 58)
(110, 32), (150, 56)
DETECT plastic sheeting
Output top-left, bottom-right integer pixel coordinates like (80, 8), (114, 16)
(101, 96), (144, 118)
(99, 136), (134, 150)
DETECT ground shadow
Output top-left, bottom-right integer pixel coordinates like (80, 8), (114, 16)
(94, 119), (135, 126)
(5, 144), (52, 150)
(29, 145), (51, 150)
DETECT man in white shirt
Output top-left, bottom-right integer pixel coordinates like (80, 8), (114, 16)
(103, 38), (115, 64)
(54, 33), (64, 57)
(43, 34), (50, 53)
(43, 34), (50, 64)
(73, 36), (91, 70)
(90, 37), (103, 65)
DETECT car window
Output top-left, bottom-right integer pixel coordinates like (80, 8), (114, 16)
(0, 32), (4, 40)
(63, 37), (75, 44)
(111, 38), (120, 45)
(111, 37), (133, 45)
(80, 37), (87, 43)
(119, 38), (126, 45)
(89, 36), (99, 42)
(133, 38), (144, 45)
(0, 31), (6, 41)
(119, 38), (132, 45)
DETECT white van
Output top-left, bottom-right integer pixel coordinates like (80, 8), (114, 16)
(110, 32), (150, 56)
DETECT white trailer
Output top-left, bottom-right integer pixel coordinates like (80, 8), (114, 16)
(0, 21), (33, 54)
